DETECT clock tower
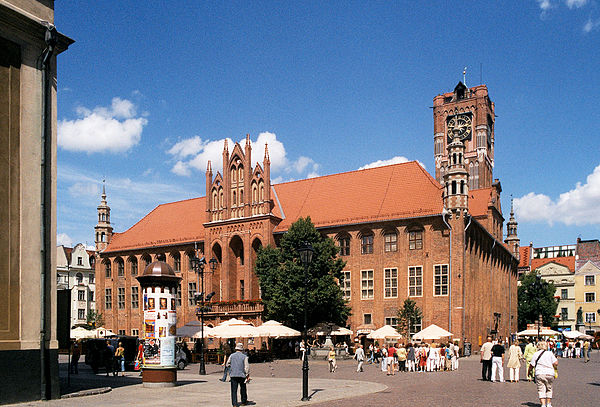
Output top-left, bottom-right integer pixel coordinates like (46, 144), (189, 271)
(433, 82), (495, 190)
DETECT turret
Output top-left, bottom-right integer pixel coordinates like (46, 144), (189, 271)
(94, 181), (113, 252)
(504, 198), (520, 260)
(443, 133), (468, 213)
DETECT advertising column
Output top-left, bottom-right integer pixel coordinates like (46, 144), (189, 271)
(136, 261), (181, 387)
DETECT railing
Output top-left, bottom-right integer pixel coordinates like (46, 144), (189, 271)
(205, 300), (264, 315)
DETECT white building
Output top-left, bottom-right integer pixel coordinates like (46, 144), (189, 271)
(57, 244), (96, 328)
(536, 261), (576, 331)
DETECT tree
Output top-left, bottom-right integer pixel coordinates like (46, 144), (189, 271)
(254, 217), (351, 331)
(86, 309), (104, 328)
(396, 299), (423, 338)
(518, 271), (559, 331)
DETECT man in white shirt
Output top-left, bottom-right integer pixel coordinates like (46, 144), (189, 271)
(480, 336), (493, 381)
(354, 344), (365, 372)
(528, 342), (558, 407)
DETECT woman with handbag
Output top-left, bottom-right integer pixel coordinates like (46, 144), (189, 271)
(528, 342), (558, 407)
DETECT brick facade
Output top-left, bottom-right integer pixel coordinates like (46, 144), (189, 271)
(95, 82), (519, 346)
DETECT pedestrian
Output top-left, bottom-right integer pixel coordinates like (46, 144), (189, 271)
(490, 340), (505, 382)
(380, 345), (388, 372)
(480, 336), (493, 381)
(528, 341), (558, 407)
(523, 339), (536, 381)
(328, 346), (337, 372)
(506, 340), (523, 382)
(387, 343), (397, 375)
(70, 342), (80, 374)
(220, 348), (231, 382)
(105, 340), (115, 377)
(368, 343), (374, 364)
(418, 344), (428, 372)
(406, 343), (416, 372)
(354, 344), (365, 372)
(451, 340), (459, 370)
(426, 343), (437, 372)
(299, 340), (306, 361)
(583, 340), (590, 363)
(397, 343), (407, 372)
(115, 341), (125, 376)
(226, 343), (250, 407)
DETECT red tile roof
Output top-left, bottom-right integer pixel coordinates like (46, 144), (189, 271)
(519, 246), (531, 269)
(530, 256), (575, 273)
(104, 197), (206, 253)
(273, 162), (443, 232)
(103, 161), (497, 252)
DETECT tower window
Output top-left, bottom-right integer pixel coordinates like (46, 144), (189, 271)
(452, 181), (457, 195)
(460, 180), (465, 194)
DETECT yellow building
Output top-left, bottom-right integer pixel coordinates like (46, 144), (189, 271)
(574, 261), (600, 335)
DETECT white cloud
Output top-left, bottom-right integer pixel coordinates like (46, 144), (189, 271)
(565, 0), (588, 9)
(167, 131), (319, 178)
(537, 0), (553, 11)
(358, 156), (425, 170)
(583, 17), (600, 32)
(68, 182), (99, 198)
(514, 164), (600, 226)
(58, 97), (147, 153)
(57, 233), (73, 247)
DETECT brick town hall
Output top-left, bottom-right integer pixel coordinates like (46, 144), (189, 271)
(95, 82), (520, 346)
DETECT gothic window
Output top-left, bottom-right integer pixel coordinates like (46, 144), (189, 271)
(76, 272), (83, 284)
(252, 182), (258, 203)
(131, 286), (139, 309)
(239, 167), (243, 181)
(130, 257), (138, 276)
(118, 287), (125, 309)
(469, 162), (474, 190)
(361, 270), (374, 299)
(341, 271), (351, 299)
(474, 161), (479, 188)
(452, 180), (457, 195)
(117, 258), (124, 277)
(408, 266), (423, 297)
(105, 288), (112, 310)
(105, 261), (111, 278)
(232, 191), (237, 206)
(213, 190), (218, 208)
(240, 280), (245, 300)
(460, 180), (465, 194)
(434, 264), (449, 296)
(101, 232), (106, 242)
(384, 268), (398, 298)
(259, 180), (264, 201)
(142, 254), (151, 270)
(231, 167), (237, 182)
(172, 252), (181, 272)
(409, 230), (423, 250)
(361, 233), (373, 254)
(240, 189), (244, 204)
(338, 236), (350, 256)
(188, 282), (197, 306)
(156, 253), (166, 261)
(384, 231), (397, 252)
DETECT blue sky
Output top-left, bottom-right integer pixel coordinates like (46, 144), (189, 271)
(55, 1), (600, 250)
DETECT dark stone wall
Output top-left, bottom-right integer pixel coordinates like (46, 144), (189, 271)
(0, 349), (59, 404)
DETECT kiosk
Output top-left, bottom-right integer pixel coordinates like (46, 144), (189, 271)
(137, 261), (182, 387)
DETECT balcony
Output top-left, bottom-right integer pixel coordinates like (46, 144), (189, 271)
(199, 300), (264, 320)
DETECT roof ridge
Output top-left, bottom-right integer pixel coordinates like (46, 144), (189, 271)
(273, 160), (421, 187)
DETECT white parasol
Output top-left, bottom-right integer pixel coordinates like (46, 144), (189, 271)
(70, 326), (96, 340)
(256, 320), (301, 338)
(307, 322), (353, 336)
(367, 325), (402, 340)
(412, 324), (453, 341)
(209, 318), (259, 339)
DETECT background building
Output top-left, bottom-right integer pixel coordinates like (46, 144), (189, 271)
(95, 83), (519, 348)
(0, 1), (72, 403)
(56, 244), (96, 329)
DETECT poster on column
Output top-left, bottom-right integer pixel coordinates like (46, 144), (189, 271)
(143, 285), (177, 367)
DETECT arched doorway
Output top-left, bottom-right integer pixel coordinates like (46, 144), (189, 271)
(229, 236), (244, 300)
(211, 243), (222, 301)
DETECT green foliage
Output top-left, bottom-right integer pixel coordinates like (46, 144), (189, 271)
(517, 271), (559, 331)
(396, 299), (423, 338)
(86, 309), (104, 328)
(254, 217), (351, 331)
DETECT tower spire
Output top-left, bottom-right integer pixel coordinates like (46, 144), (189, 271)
(264, 143), (270, 163)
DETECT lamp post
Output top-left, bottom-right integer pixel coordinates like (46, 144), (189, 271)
(191, 252), (218, 375)
(533, 274), (542, 341)
(298, 242), (314, 402)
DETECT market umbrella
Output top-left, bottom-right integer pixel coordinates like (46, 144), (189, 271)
(176, 320), (213, 337)
(307, 322), (353, 336)
(367, 325), (402, 340)
(256, 320), (301, 339)
(191, 325), (214, 338)
(516, 328), (560, 337)
(412, 324), (453, 341)
(70, 326), (96, 340)
(562, 330), (584, 339)
(209, 319), (259, 338)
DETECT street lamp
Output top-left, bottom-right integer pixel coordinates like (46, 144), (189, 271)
(298, 241), (314, 402)
(191, 251), (218, 375)
(533, 274), (543, 341)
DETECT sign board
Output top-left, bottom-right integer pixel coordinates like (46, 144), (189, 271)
(142, 285), (177, 368)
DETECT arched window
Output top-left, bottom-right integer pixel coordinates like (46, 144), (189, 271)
(239, 189), (243, 204)
(156, 253), (166, 262)
(101, 232), (106, 242)
(259, 181), (264, 201)
(452, 180), (457, 195)
(232, 191), (237, 206)
(116, 258), (124, 277)
(384, 231), (397, 252)
(141, 254), (151, 270)
(76, 272), (83, 285)
(213, 190), (218, 209)
(239, 167), (243, 181)
(360, 232), (374, 255)
(231, 167), (237, 182)
(104, 261), (111, 278)
(172, 252), (181, 272)
(460, 180), (465, 194)
(337, 234), (351, 256)
(129, 257), (138, 276)
(219, 188), (224, 207)
(408, 227), (423, 250)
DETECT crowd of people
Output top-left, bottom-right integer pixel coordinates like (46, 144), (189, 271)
(350, 342), (460, 374)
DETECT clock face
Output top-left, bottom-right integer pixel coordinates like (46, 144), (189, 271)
(447, 113), (472, 141)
